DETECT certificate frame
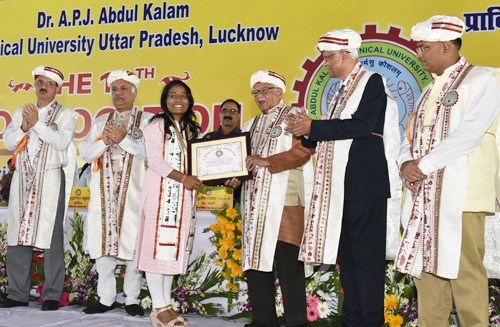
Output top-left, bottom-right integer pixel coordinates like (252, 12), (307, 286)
(188, 132), (252, 185)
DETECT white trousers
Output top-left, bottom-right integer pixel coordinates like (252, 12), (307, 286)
(145, 272), (174, 309)
(95, 252), (142, 306)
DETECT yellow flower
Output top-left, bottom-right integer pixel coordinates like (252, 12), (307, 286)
(216, 215), (229, 224)
(384, 294), (399, 311)
(236, 220), (242, 231)
(384, 310), (389, 323)
(226, 259), (238, 269)
(226, 207), (238, 219)
(209, 223), (221, 233)
(233, 249), (242, 260)
(230, 265), (242, 278)
(225, 229), (235, 239)
(221, 271), (228, 278)
(218, 247), (228, 260)
(215, 260), (224, 267)
(227, 259), (242, 278)
(226, 282), (238, 292)
(225, 221), (236, 231)
(388, 314), (403, 327)
(220, 236), (235, 251)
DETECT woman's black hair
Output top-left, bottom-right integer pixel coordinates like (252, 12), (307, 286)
(149, 80), (200, 139)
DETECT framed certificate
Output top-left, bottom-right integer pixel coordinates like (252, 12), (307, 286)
(188, 132), (251, 185)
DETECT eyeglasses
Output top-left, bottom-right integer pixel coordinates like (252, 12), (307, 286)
(251, 87), (279, 96)
(323, 51), (342, 63)
(35, 79), (57, 88)
(415, 42), (441, 54)
(168, 93), (189, 100)
(221, 108), (239, 115)
(415, 44), (431, 54)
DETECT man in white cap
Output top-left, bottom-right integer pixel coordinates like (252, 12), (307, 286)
(395, 15), (500, 326)
(241, 70), (313, 327)
(286, 29), (401, 326)
(80, 69), (152, 316)
(0, 66), (77, 311)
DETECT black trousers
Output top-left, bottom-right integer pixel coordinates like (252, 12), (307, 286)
(338, 198), (387, 327)
(245, 241), (308, 327)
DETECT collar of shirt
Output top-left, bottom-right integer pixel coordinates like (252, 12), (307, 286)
(431, 56), (464, 80)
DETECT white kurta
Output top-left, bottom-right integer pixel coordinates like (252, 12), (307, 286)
(299, 69), (401, 265)
(80, 108), (152, 260)
(4, 101), (77, 249)
(241, 103), (306, 272)
(397, 62), (500, 279)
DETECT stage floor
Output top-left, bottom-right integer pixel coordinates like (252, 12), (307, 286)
(0, 302), (248, 327)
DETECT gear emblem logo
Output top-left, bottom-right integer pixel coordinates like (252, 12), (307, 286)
(292, 24), (432, 135)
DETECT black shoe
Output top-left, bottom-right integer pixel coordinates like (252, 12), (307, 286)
(41, 300), (59, 311)
(83, 300), (116, 314)
(125, 303), (144, 316)
(244, 322), (280, 327)
(0, 298), (29, 308)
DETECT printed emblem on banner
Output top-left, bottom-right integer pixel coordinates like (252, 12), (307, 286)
(442, 90), (459, 108)
(8, 80), (33, 93)
(293, 24), (433, 136)
(131, 128), (143, 139)
(270, 126), (282, 138)
(216, 150), (223, 157)
(50, 123), (58, 130)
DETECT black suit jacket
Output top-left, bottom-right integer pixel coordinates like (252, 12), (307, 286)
(303, 74), (390, 200)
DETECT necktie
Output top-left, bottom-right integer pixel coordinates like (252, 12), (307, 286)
(328, 84), (345, 119)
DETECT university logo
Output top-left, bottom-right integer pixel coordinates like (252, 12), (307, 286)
(292, 24), (432, 136)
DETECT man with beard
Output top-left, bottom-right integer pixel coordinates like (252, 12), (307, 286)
(80, 69), (152, 316)
(0, 66), (77, 311)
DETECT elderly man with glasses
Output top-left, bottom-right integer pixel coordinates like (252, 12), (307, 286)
(241, 70), (313, 327)
(80, 69), (153, 317)
(286, 29), (401, 326)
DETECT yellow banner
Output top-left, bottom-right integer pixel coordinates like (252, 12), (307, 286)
(0, 0), (498, 167)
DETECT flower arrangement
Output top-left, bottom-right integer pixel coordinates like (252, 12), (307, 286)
(0, 221), (8, 298)
(30, 212), (98, 307)
(171, 251), (228, 316)
(304, 265), (343, 325)
(490, 281), (500, 326)
(1, 208), (499, 326)
(205, 204), (243, 296)
(384, 261), (418, 327)
(63, 212), (98, 306)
